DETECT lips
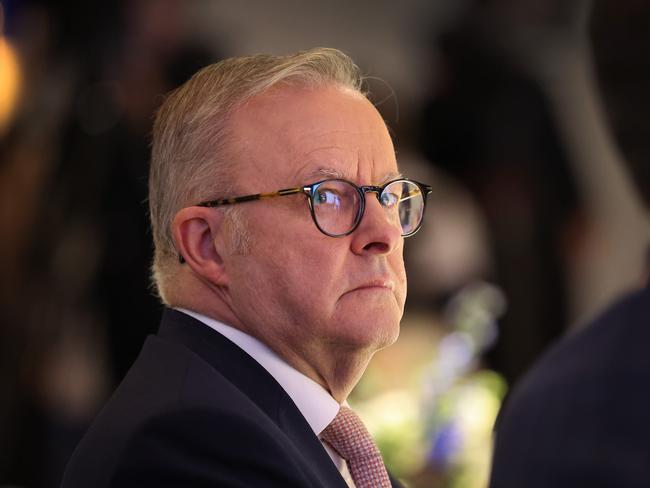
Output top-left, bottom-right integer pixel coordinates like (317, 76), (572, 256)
(346, 279), (395, 294)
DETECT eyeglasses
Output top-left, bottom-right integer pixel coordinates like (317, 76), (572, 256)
(195, 178), (432, 238)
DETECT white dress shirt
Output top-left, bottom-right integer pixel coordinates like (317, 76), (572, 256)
(176, 308), (356, 487)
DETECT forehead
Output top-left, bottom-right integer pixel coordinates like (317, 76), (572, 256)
(227, 84), (399, 188)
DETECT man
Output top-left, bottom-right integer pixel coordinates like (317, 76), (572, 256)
(62, 48), (431, 487)
(490, 1), (650, 487)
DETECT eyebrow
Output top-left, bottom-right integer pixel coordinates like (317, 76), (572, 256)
(379, 171), (404, 184)
(303, 167), (404, 185)
(304, 167), (346, 181)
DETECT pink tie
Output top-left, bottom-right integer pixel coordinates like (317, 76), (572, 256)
(321, 406), (392, 488)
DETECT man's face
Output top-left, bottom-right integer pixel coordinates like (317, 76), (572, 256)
(223, 84), (407, 369)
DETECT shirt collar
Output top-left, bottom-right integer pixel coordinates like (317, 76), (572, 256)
(175, 308), (340, 436)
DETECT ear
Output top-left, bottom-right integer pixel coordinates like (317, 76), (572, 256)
(172, 206), (229, 286)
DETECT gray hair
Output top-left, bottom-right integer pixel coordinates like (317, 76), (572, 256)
(149, 47), (364, 303)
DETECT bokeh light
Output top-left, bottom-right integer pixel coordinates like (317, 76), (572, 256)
(0, 3), (22, 135)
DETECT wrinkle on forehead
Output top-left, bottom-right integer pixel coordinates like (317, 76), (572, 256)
(302, 166), (403, 185)
(231, 84), (400, 190)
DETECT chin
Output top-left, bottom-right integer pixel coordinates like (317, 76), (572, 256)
(374, 318), (401, 350)
(338, 311), (401, 352)
(331, 293), (403, 349)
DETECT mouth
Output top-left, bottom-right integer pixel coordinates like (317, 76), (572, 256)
(346, 279), (395, 295)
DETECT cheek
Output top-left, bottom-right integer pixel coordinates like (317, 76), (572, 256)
(253, 235), (344, 303)
(286, 246), (345, 296)
(391, 249), (407, 297)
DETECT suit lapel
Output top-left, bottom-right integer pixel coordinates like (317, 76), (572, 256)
(157, 309), (347, 487)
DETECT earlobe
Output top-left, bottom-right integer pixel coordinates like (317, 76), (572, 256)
(172, 207), (229, 286)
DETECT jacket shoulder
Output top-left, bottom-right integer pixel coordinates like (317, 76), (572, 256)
(62, 335), (287, 487)
(490, 287), (650, 487)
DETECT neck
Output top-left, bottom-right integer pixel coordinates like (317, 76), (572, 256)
(171, 275), (374, 403)
(169, 274), (252, 333)
(271, 341), (374, 403)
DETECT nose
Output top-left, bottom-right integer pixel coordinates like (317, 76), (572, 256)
(350, 191), (402, 255)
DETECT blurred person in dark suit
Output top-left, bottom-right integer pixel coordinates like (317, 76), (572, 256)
(490, 1), (650, 486)
(62, 48), (430, 488)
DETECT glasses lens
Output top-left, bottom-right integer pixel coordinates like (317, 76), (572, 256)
(311, 180), (361, 236)
(383, 180), (425, 236)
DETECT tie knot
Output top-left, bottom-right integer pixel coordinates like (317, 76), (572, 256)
(321, 406), (391, 487)
(321, 406), (381, 462)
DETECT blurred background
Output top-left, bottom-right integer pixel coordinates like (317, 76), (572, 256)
(1, 0), (648, 487)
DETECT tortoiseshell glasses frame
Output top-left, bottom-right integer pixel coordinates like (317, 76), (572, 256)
(194, 177), (432, 238)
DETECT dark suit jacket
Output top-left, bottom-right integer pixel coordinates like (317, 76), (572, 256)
(62, 309), (401, 487)
(490, 284), (650, 488)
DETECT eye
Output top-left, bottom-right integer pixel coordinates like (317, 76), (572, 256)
(380, 191), (399, 208)
(315, 188), (342, 207)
